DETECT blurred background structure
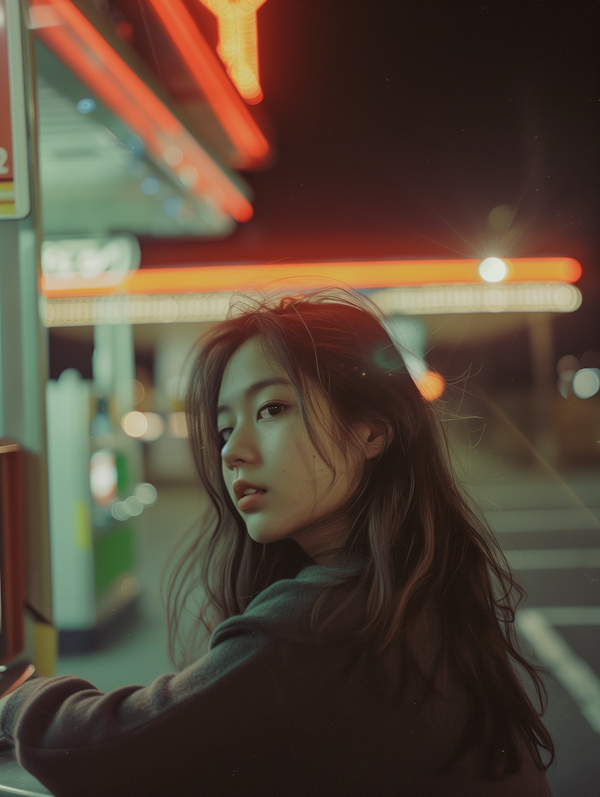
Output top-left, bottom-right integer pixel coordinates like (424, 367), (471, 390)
(0, 2), (598, 795)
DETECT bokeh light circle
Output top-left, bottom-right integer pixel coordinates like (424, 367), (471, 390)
(122, 411), (148, 438)
(76, 98), (96, 114)
(135, 483), (158, 506)
(111, 502), (129, 521)
(478, 257), (509, 283)
(416, 370), (446, 401)
(124, 496), (144, 517)
(140, 413), (166, 441)
(572, 368), (600, 399)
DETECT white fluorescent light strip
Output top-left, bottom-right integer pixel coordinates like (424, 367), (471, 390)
(43, 282), (583, 326)
(517, 608), (600, 734)
(43, 292), (234, 326)
(371, 283), (582, 314)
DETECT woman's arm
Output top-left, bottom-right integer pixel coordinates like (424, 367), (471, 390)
(0, 662), (37, 748)
(0, 693), (15, 751)
(0, 628), (289, 797)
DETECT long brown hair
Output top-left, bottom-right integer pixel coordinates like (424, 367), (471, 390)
(163, 284), (554, 779)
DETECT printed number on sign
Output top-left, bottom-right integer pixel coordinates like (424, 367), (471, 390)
(0, 148), (9, 175)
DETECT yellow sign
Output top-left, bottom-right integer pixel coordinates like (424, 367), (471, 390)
(199, 0), (266, 103)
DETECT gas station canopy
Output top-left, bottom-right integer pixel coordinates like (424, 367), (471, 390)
(29, 0), (271, 236)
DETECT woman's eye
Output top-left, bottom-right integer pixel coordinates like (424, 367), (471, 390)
(258, 402), (286, 420)
(218, 403), (286, 447)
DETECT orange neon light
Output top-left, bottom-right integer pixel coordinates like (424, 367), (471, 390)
(198, 0), (266, 104)
(41, 258), (582, 299)
(146, 0), (269, 165)
(415, 371), (446, 402)
(30, 0), (254, 221)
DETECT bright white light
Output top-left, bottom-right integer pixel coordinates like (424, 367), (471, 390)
(135, 483), (157, 505)
(572, 368), (600, 399)
(122, 411), (148, 438)
(90, 450), (117, 505)
(479, 257), (509, 283)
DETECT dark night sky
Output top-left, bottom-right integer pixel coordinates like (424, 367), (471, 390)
(139, 1), (599, 349)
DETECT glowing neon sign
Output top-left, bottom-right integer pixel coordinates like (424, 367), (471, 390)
(198, 0), (266, 103)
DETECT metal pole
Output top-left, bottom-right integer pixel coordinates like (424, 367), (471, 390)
(528, 313), (557, 466)
(0, 0), (53, 672)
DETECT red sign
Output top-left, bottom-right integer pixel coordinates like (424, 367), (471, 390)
(0, 0), (29, 219)
(0, 0), (15, 199)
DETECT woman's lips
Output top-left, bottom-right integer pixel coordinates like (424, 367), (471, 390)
(237, 490), (267, 512)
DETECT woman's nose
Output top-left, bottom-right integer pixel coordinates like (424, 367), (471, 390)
(221, 427), (258, 469)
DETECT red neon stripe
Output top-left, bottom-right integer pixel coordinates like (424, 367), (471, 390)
(35, 0), (182, 135)
(41, 258), (582, 298)
(145, 0), (270, 164)
(33, 0), (253, 222)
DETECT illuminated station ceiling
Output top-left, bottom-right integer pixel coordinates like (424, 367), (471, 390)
(32, 0), (267, 237)
(32, 0), (585, 331)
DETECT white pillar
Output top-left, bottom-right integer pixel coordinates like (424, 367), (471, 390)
(93, 323), (135, 419)
(46, 370), (96, 628)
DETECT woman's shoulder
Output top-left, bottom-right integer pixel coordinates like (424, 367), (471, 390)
(209, 555), (365, 650)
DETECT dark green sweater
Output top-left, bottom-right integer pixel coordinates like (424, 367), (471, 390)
(0, 560), (551, 796)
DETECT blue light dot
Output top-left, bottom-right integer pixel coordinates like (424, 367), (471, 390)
(76, 98), (96, 114)
(162, 197), (183, 218)
(140, 177), (161, 196)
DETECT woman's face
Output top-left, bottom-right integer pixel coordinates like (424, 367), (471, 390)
(217, 337), (369, 561)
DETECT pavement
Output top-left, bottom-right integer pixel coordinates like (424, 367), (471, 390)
(458, 439), (600, 797)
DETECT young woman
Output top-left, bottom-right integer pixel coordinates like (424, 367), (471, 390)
(1, 287), (553, 796)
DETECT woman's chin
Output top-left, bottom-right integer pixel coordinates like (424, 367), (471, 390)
(246, 525), (284, 545)
(246, 521), (306, 547)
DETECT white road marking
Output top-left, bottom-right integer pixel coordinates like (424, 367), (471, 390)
(517, 609), (600, 734)
(504, 548), (600, 569)
(486, 507), (600, 533)
(540, 607), (600, 625)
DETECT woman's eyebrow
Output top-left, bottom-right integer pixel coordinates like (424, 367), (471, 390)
(217, 378), (292, 417)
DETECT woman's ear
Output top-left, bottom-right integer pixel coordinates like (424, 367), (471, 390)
(355, 420), (394, 460)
